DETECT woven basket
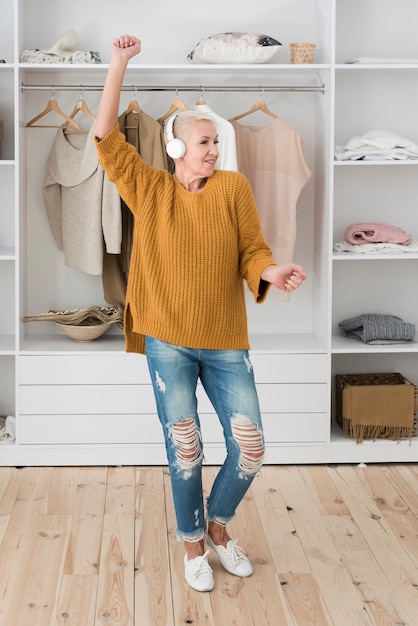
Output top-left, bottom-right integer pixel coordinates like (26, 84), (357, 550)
(335, 372), (417, 442)
(290, 42), (315, 64)
(55, 322), (109, 342)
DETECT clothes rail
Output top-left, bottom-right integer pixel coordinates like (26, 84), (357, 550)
(21, 83), (325, 94)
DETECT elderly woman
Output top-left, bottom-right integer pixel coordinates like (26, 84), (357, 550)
(95, 35), (306, 592)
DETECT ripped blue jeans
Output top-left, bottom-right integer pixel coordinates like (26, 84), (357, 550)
(145, 336), (265, 542)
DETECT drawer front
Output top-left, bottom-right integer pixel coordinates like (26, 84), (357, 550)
(19, 412), (327, 445)
(250, 354), (328, 383)
(263, 413), (328, 443)
(256, 383), (328, 413)
(201, 412), (328, 444)
(18, 413), (225, 446)
(19, 413), (164, 445)
(197, 383), (328, 413)
(19, 382), (328, 416)
(19, 384), (156, 414)
(19, 353), (328, 386)
(19, 354), (149, 385)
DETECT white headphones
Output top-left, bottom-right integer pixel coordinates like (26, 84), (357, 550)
(165, 114), (186, 159)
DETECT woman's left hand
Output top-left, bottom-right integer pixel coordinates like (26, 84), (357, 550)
(261, 263), (307, 293)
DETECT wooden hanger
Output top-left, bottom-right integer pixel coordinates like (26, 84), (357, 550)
(26, 90), (80, 129)
(125, 98), (141, 115)
(158, 93), (188, 123)
(67, 97), (96, 121)
(231, 88), (278, 121)
(62, 93), (96, 134)
(125, 87), (141, 115)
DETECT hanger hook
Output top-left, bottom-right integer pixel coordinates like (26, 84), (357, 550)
(258, 85), (265, 100)
(176, 86), (180, 98)
(51, 86), (56, 100)
(79, 85), (85, 99)
(199, 85), (205, 100)
(132, 85), (138, 98)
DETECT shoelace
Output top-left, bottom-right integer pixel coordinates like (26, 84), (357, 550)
(191, 550), (213, 578)
(226, 540), (246, 565)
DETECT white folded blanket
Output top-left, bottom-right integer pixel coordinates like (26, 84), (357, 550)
(334, 240), (418, 253)
(335, 129), (418, 161)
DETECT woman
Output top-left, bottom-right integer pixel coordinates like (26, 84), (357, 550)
(95, 34), (306, 592)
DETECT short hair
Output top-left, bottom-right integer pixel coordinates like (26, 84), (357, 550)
(171, 110), (215, 142)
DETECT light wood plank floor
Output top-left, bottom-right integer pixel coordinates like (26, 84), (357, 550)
(0, 463), (417, 625)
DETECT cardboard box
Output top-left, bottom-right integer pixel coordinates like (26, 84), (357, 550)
(335, 372), (417, 443)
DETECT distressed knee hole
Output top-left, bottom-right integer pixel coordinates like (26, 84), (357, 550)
(232, 413), (264, 473)
(170, 417), (203, 469)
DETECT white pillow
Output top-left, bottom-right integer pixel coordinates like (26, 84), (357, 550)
(187, 32), (282, 64)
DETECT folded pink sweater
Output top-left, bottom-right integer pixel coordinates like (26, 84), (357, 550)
(345, 222), (412, 245)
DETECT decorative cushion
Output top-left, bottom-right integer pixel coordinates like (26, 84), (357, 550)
(187, 32), (282, 64)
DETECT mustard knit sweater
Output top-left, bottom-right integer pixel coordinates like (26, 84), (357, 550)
(96, 125), (274, 354)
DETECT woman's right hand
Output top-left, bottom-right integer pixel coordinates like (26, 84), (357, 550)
(112, 35), (141, 62)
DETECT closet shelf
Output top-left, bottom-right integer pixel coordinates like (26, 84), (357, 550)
(332, 252), (418, 261)
(335, 63), (418, 71)
(20, 332), (326, 355)
(334, 160), (418, 166)
(331, 335), (418, 354)
(18, 62), (329, 72)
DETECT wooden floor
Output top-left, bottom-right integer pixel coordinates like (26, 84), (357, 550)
(0, 464), (417, 625)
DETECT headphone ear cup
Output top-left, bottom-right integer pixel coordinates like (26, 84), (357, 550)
(166, 137), (186, 159)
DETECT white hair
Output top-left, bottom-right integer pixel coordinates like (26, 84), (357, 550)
(171, 110), (215, 141)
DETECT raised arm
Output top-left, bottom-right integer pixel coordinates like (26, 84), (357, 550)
(95, 35), (141, 140)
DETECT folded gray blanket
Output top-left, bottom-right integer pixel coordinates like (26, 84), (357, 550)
(339, 313), (415, 343)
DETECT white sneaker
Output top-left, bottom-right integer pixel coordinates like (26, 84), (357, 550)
(206, 534), (253, 577)
(184, 550), (214, 592)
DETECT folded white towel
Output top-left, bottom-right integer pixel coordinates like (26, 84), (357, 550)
(335, 129), (418, 161)
(334, 240), (418, 253)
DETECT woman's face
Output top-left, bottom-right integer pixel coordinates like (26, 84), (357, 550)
(181, 120), (219, 178)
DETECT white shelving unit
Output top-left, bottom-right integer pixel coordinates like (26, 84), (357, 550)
(1, 0), (417, 465)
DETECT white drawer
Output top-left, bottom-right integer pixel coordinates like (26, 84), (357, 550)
(257, 383), (328, 413)
(20, 381), (328, 416)
(19, 354), (149, 385)
(197, 383), (328, 414)
(19, 413), (164, 445)
(19, 384), (156, 415)
(18, 412), (225, 446)
(19, 411), (327, 445)
(19, 353), (327, 386)
(262, 413), (328, 443)
(201, 412), (328, 444)
(250, 353), (328, 383)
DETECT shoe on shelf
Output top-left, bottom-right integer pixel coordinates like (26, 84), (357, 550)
(184, 549), (214, 592)
(206, 534), (253, 577)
